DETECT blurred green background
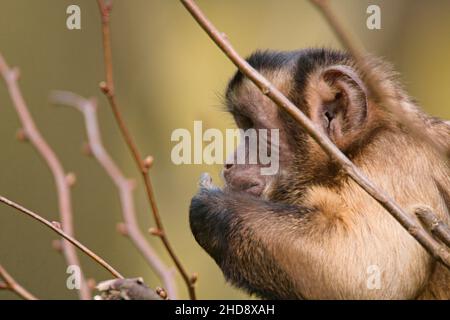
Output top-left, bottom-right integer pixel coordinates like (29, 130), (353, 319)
(0, 0), (449, 300)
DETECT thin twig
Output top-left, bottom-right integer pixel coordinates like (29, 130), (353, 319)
(50, 90), (178, 299)
(0, 264), (38, 300)
(415, 206), (450, 248)
(309, 0), (449, 158)
(0, 195), (123, 279)
(96, 0), (196, 299)
(179, 0), (450, 269)
(0, 53), (91, 299)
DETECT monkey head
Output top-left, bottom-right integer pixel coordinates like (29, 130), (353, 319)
(222, 49), (388, 203)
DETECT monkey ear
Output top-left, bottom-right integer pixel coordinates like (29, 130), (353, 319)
(309, 65), (368, 147)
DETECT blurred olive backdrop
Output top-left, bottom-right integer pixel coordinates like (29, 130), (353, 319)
(0, 0), (449, 300)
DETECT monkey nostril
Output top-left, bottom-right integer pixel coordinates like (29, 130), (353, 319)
(224, 163), (234, 170)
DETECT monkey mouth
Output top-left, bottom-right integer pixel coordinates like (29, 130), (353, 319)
(224, 181), (265, 197)
(242, 182), (264, 196)
(216, 171), (266, 197)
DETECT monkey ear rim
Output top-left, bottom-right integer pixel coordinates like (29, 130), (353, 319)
(321, 65), (368, 103)
(311, 65), (369, 149)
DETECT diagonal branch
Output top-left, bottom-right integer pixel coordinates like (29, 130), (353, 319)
(179, 0), (450, 269)
(0, 195), (123, 279)
(50, 90), (178, 299)
(0, 264), (38, 300)
(96, 0), (196, 299)
(0, 53), (91, 299)
(415, 206), (450, 248)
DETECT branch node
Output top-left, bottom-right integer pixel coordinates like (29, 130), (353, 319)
(143, 155), (154, 170)
(220, 32), (229, 42)
(81, 142), (93, 157)
(190, 272), (198, 285)
(51, 221), (62, 229)
(65, 172), (77, 187)
(148, 227), (164, 237)
(15, 128), (28, 142)
(261, 86), (270, 95)
(414, 205), (450, 248)
(99, 81), (110, 95)
(155, 287), (168, 299)
(116, 222), (128, 237)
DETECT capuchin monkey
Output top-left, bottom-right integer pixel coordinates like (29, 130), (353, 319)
(189, 48), (450, 299)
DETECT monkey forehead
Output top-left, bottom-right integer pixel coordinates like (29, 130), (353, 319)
(229, 67), (294, 118)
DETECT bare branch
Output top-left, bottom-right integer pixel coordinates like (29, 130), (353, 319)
(96, 278), (163, 300)
(96, 0), (196, 299)
(415, 206), (450, 248)
(179, 0), (450, 269)
(0, 264), (38, 300)
(97, 0), (114, 95)
(51, 90), (178, 299)
(0, 53), (91, 299)
(0, 195), (123, 279)
(309, 0), (449, 158)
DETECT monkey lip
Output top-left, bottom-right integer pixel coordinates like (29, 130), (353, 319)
(226, 182), (264, 197)
(244, 184), (264, 197)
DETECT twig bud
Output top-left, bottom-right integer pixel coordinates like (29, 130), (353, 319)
(190, 273), (198, 285)
(65, 172), (77, 187)
(51, 221), (62, 229)
(81, 142), (92, 156)
(51, 239), (63, 252)
(0, 281), (8, 289)
(143, 156), (154, 170)
(155, 287), (168, 299)
(220, 32), (229, 42)
(15, 128), (28, 142)
(99, 81), (109, 94)
(87, 278), (97, 290)
(116, 222), (128, 236)
(148, 227), (163, 237)
(261, 86), (270, 95)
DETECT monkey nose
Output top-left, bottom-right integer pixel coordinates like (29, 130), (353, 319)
(224, 163), (233, 170)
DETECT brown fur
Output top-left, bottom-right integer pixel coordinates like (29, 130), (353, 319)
(190, 49), (450, 299)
